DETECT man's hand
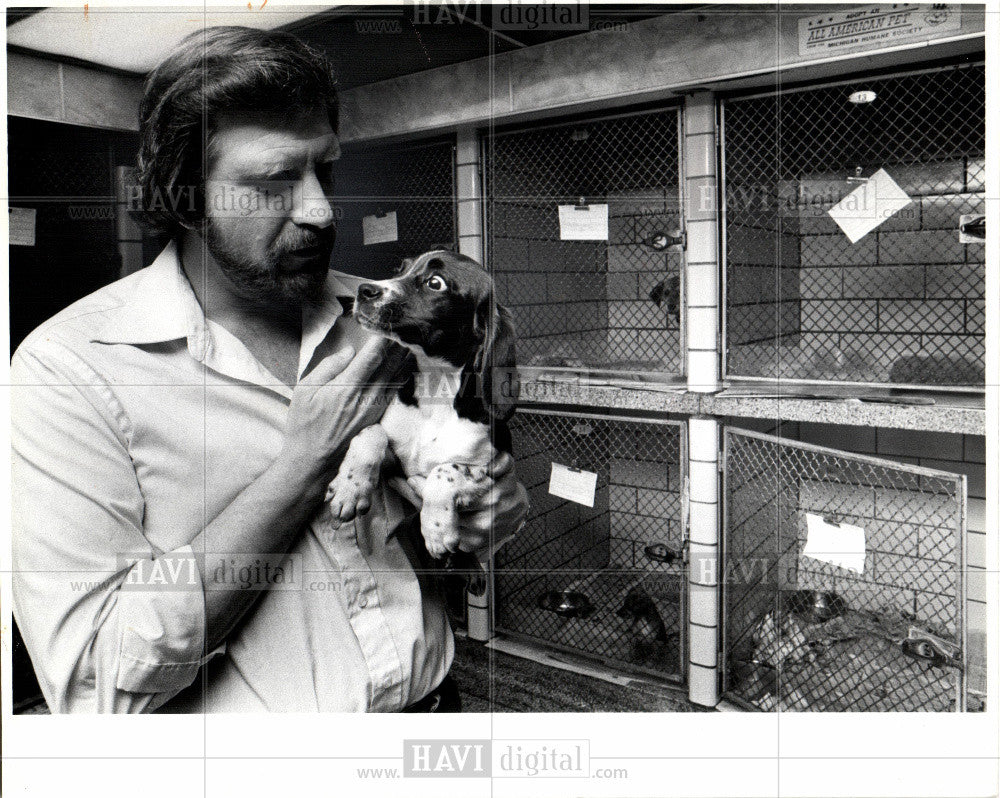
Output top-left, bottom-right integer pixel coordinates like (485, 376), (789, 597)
(278, 337), (409, 497)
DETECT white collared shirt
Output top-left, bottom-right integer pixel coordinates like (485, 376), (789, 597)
(10, 241), (453, 712)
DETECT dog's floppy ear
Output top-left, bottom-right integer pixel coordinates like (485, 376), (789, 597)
(396, 257), (415, 275)
(471, 297), (518, 422)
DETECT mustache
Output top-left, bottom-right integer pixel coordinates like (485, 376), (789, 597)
(278, 228), (336, 252)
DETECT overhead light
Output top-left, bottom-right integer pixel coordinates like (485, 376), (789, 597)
(848, 90), (877, 104)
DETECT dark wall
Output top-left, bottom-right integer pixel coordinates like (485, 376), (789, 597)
(7, 116), (140, 354)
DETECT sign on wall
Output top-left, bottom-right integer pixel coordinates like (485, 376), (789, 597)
(798, 4), (962, 56)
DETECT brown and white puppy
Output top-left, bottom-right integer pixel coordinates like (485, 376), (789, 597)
(325, 250), (517, 558)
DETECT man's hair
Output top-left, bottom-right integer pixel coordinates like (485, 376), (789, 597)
(136, 26), (339, 235)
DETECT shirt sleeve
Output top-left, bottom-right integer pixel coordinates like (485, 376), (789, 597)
(10, 343), (218, 713)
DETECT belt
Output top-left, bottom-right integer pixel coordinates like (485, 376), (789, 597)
(402, 674), (461, 713)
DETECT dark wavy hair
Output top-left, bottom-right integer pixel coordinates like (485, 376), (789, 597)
(136, 26), (339, 235)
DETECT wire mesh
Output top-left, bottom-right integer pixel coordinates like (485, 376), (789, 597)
(484, 110), (684, 377)
(723, 428), (966, 712)
(332, 137), (456, 279)
(722, 63), (985, 389)
(495, 410), (685, 679)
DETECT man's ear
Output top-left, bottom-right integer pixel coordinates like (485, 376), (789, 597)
(472, 298), (518, 422)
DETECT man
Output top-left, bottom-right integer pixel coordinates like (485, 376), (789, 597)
(10, 26), (527, 713)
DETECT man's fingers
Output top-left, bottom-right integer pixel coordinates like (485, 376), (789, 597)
(487, 451), (515, 480)
(300, 346), (355, 385)
(335, 337), (389, 386)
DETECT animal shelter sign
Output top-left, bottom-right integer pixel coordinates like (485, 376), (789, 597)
(798, 4), (961, 55)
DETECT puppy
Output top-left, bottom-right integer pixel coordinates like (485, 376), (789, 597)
(325, 250), (517, 560)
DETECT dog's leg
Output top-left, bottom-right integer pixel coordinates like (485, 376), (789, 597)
(326, 424), (389, 525)
(419, 464), (491, 558)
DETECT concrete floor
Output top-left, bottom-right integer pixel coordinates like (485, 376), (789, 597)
(450, 635), (704, 712)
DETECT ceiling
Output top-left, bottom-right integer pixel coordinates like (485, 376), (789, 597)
(7, 4), (693, 89)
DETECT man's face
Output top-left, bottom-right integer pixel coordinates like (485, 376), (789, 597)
(202, 111), (340, 308)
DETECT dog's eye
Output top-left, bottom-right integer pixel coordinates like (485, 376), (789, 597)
(425, 275), (449, 292)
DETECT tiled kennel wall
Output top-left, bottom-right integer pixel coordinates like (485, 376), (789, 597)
(486, 112), (683, 373)
(727, 418), (986, 695)
(795, 159), (985, 384)
(726, 158), (986, 376)
(724, 121), (803, 350)
(498, 419), (609, 603)
(492, 194), (684, 369)
(489, 190), (610, 368)
(723, 64), (986, 387)
(496, 417), (683, 605)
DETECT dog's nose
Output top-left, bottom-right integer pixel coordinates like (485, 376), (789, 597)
(358, 284), (383, 302)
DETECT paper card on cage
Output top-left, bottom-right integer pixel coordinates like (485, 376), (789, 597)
(362, 211), (398, 245)
(827, 168), (912, 244)
(802, 512), (866, 574)
(558, 204), (609, 240)
(9, 207), (36, 246)
(549, 462), (598, 507)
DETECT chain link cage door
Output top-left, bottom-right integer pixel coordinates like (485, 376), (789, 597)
(484, 108), (685, 381)
(722, 428), (967, 711)
(333, 137), (456, 279)
(495, 410), (686, 681)
(722, 62), (985, 390)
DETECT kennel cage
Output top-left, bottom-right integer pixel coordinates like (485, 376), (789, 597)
(722, 61), (985, 390)
(722, 428), (967, 712)
(484, 108), (685, 380)
(494, 409), (687, 681)
(333, 137), (457, 279)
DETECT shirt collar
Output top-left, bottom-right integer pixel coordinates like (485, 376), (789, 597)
(91, 240), (195, 347)
(91, 241), (348, 372)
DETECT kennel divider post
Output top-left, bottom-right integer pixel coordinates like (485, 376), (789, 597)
(683, 91), (721, 393)
(687, 416), (722, 706)
(456, 127), (484, 264)
(455, 126), (493, 639)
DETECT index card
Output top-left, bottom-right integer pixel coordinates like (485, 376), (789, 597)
(558, 204), (609, 240)
(9, 207), (36, 246)
(802, 512), (866, 574)
(827, 168), (912, 244)
(363, 211), (398, 245)
(549, 462), (598, 507)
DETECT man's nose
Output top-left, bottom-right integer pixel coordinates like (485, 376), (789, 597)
(292, 170), (335, 229)
(358, 284), (383, 302)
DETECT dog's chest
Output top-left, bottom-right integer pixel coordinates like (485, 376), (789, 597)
(380, 396), (493, 476)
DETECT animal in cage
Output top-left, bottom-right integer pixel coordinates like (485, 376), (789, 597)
(324, 249), (518, 560)
(617, 586), (669, 654)
(648, 274), (680, 330)
(616, 582), (680, 665)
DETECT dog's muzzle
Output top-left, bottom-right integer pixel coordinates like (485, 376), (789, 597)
(355, 283), (402, 328)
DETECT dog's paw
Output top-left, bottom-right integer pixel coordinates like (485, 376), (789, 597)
(421, 510), (461, 559)
(326, 464), (378, 524)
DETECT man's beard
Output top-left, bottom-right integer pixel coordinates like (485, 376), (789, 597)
(204, 222), (334, 309)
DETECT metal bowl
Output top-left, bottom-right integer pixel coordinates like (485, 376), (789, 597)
(643, 543), (679, 564)
(537, 590), (594, 618)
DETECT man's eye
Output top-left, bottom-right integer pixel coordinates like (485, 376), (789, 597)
(425, 275), (448, 292)
(267, 170), (298, 183)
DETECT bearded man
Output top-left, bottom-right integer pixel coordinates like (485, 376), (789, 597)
(10, 26), (526, 713)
